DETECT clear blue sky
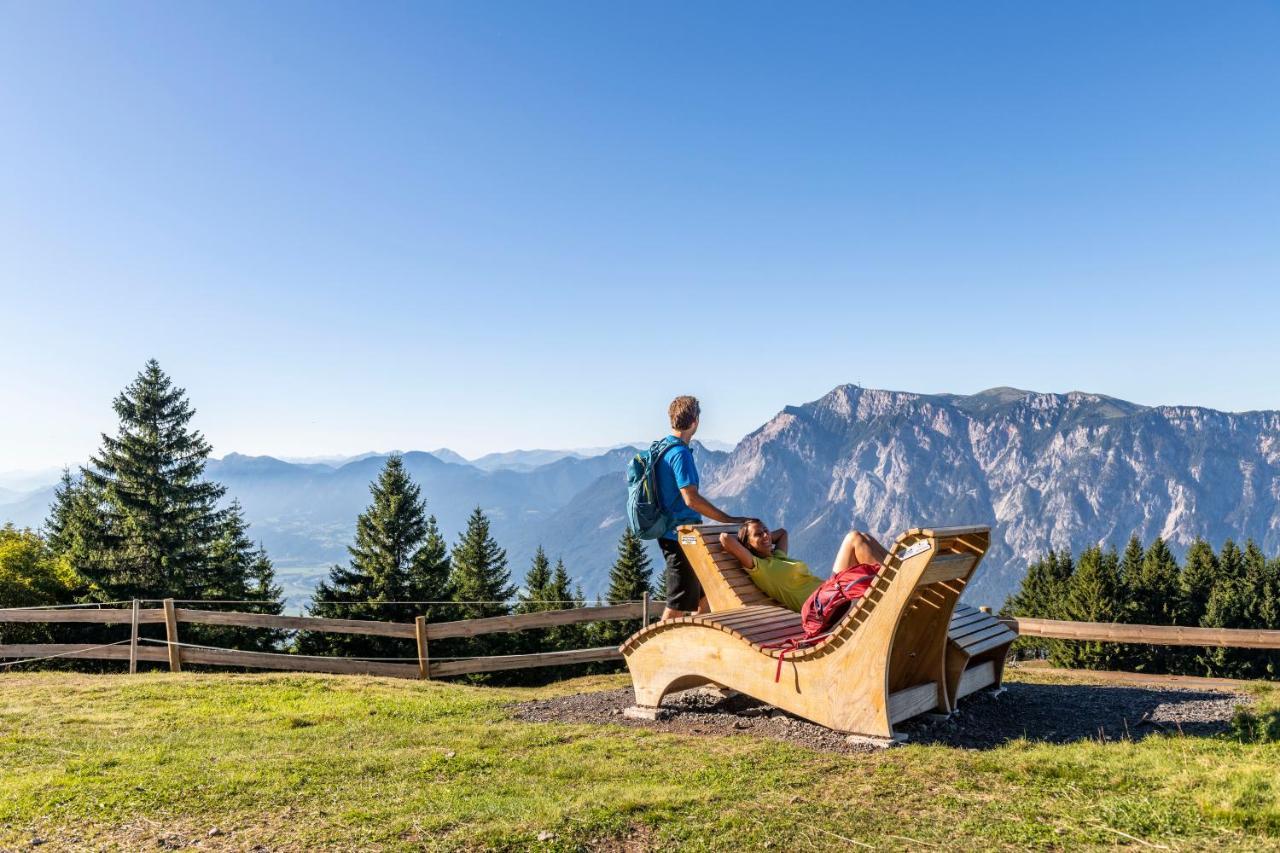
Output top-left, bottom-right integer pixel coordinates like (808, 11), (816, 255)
(2, 1), (1278, 472)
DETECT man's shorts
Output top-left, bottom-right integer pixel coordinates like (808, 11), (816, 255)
(659, 537), (702, 612)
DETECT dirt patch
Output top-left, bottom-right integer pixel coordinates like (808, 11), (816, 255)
(511, 681), (1250, 753)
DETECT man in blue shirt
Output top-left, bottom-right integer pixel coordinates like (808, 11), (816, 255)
(658, 395), (748, 619)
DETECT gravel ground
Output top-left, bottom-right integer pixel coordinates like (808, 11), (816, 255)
(511, 679), (1250, 754)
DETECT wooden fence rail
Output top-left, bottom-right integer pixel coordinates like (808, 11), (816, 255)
(0, 597), (654, 679)
(1005, 617), (1280, 649)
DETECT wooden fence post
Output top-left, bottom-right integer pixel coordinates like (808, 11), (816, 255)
(163, 598), (182, 673)
(415, 616), (430, 680)
(129, 599), (140, 674)
(642, 591), (649, 624)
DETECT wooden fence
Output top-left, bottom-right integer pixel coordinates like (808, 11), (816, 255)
(5, 604), (1279, 680)
(0, 596), (657, 679)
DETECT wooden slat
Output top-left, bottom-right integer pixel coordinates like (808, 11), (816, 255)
(0, 608), (165, 624)
(954, 660), (996, 699)
(964, 630), (1019, 657)
(951, 622), (1011, 647)
(917, 554), (976, 586)
(887, 681), (941, 723)
(425, 603), (645, 640)
(0, 644), (169, 662)
(174, 608), (416, 638)
(174, 646), (420, 679)
(429, 646), (621, 677)
(1011, 618), (1280, 649)
(948, 611), (991, 633)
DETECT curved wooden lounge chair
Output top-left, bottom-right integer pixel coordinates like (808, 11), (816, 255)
(621, 524), (1017, 738)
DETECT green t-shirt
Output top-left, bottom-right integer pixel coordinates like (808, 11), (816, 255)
(746, 549), (824, 613)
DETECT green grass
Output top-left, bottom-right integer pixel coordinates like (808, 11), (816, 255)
(1, 669), (1278, 851)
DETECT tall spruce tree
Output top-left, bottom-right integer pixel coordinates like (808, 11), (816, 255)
(1057, 546), (1123, 670)
(516, 547), (554, 614)
(449, 507), (514, 621)
(599, 528), (654, 644)
(1002, 549), (1073, 659)
(1126, 538), (1182, 672)
(69, 360), (230, 601)
(39, 361), (283, 653)
(304, 455), (452, 657)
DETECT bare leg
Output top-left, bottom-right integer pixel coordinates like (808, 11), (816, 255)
(830, 530), (890, 575)
(661, 606), (685, 620)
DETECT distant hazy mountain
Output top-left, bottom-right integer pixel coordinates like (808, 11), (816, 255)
(5, 386), (1279, 608)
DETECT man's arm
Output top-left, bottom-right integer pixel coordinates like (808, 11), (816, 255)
(679, 484), (746, 525)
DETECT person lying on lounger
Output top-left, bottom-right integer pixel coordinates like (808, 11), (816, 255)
(718, 520), (889, 612)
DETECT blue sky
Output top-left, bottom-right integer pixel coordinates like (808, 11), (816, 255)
(2, 1), (1278, 472)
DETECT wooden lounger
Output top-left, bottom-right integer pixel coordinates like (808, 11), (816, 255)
(620, 524), (1017, 738)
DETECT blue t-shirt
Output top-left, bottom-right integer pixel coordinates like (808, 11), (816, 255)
(656, 436), (700, 540)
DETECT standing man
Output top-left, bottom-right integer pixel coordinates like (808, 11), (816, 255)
(658, 395), (747, 620)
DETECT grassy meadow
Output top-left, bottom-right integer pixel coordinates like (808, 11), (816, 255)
(1, 668), (1278, 851)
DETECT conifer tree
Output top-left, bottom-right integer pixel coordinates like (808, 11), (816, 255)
(303, 455), (452, 657)
(546, 558), (588, 650)
(515, 547), (554, 615)
(1002, 549), (1073, 659)
(1179, 538), (1219, 625)
(70, 360), (230, 600)
(1125, 538), (1182, 671)
(1057, 546), (1123, 669)
(599, 528), (654, 644)
(448, 507), (514, 621)
(203, 501), (284, 651)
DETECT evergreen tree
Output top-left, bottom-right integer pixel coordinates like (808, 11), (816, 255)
(1125, 538), (1182, 672)
(1002, 549), (1073, 659)
(598, 528), (654, 645)
(547, 558), (588, 650)
(73, 360), (230, 601)
(515, 547), (554, 614)
(448, 507), (514, 621)
(303, 455), (452, 657)
(203, 501), (285, 651)
(1057, 546), (1123, 670)
(1179, 538), (1219, 626)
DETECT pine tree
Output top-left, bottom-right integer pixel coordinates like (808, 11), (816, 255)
(1179, 538), (1219, 626)
(448, 507), (514, 622)
(1057, 546), (1123, 670)
(515, 547), (554, 615)
(73, 360), (230, 601)
(598, 529), (654, 645)
(1124, 538), (1182, 672)
(546, 558), (587, 651)
(303, 455), (452, 657)
(1002, 549), (1073, 660)
(203, 501), (285, 651)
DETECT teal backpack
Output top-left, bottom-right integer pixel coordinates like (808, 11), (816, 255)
(626, 437), (682, 539)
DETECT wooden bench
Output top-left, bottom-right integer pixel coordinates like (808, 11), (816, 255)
(620, 524), (1017, 738)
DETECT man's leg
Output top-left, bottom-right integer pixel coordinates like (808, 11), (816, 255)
(659, 537), (702, 620)
(830, 529), (890, 575)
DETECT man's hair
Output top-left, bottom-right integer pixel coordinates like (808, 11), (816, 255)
(737, 518), (764, 553)
(669, 395), (701, 431)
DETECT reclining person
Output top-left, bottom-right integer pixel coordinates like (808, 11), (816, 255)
(718, 520), (888, 613)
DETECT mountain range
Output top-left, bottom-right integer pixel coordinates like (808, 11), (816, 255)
(3, 385), (1278, 610)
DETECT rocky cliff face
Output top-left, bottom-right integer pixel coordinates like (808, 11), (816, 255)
(703, 386), (1280, 606)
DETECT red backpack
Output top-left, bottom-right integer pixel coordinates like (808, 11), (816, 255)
(763, 563), (881, 681)
(800, 562), (881, 638)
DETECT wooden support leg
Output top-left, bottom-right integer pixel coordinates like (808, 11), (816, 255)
(163, 598), (182, 673)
